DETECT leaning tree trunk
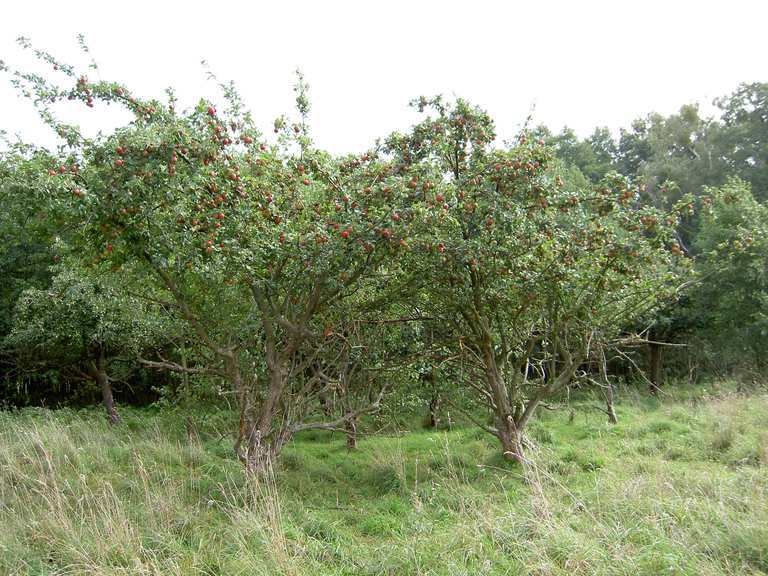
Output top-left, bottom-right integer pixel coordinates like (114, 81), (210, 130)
(604, 383), (618, 424)
(485, 337), (581, 462)
(90, 348), (120, 425)
(648, 341), (663, 395)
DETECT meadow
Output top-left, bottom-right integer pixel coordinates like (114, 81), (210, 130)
(1, 382), (767, 575)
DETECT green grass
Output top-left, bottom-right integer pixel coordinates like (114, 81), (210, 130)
(1, 384), (767, 575)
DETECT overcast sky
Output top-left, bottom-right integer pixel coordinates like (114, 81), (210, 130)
(1, 0), (766, 154)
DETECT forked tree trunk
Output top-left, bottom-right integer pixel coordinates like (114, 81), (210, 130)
(91, 349), (120, 425)
(239, 354), (294, 476)
(483, 345), (526, 463)
(483, 337), (580, 463)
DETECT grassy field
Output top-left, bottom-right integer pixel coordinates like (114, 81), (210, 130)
(1, 383), (767, 575)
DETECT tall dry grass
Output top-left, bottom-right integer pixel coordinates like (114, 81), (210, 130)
(0, 388), (766, 575)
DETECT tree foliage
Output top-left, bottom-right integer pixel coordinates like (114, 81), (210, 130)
(1, 38), (765, 473)
(386, 97), (687, 458)
(690, 178), (768, 371)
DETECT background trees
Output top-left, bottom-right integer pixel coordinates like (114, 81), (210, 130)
(688, 178), (768, 374)
(538, 82), (768, 385)
(715, 83), (768, 200)
(0, 150), (56, 404)
(5, 262), (165, 423)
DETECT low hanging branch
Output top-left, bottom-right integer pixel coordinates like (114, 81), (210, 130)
(139, 356), (227, 378)
(291, 385), (388, 433)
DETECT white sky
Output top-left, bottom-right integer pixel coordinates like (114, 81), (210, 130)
(1, 0), (766, 154)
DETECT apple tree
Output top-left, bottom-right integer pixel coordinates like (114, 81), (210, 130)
(386, 97), (689, 461)
(4, 41), (428, 473)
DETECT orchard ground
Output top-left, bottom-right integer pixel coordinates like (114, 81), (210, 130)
(1, 381), (767, 576)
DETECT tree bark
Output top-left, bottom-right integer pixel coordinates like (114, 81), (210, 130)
(318, 391), (334, 418)
(428, 393), (441, 429)
(240, 354), (293, 476)
(497, 417), (525, 463)
(605, 386), (618, 424)
(91, 348), (119, 425)
(243, 430), (276, 476)
(481, 333), (581, 462)
(599, 347), (617, 424)
(345, 417), (357, 450)
(242, 421), (294, 476)
(481, 337), (526, 463)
